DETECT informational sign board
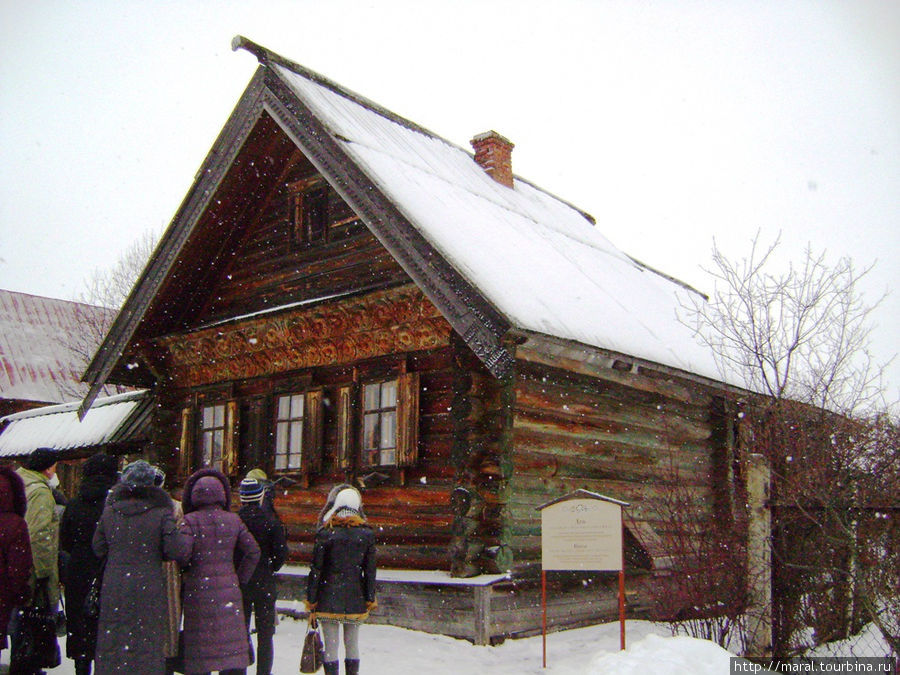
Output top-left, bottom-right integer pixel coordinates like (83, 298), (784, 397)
(537, 490), (630, 666)
(541, 497), (624, 571)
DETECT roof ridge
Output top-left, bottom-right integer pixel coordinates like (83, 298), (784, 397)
(232, 36), (442, 141)
(232, 36), (599, 227)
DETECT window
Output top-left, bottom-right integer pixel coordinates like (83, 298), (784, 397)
(291, 184), (328, 246)
(271, 388), (324, 474)
(275, 393), (305, 470)
(200, 403), (226, 469)
(362, 379), (398, 467)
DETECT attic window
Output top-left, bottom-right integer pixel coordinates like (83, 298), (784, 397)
(291, 181), (328, 246)
(288, 176), (363, 248)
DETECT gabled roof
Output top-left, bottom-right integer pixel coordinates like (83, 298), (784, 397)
(82, 37), (725, 414)
(0, 289), (114, 404)
(0, 389), (150, 457)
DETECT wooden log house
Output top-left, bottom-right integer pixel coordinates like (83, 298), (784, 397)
(80, 37), (750, 642)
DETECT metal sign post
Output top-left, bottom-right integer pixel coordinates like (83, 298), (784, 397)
(537, 490), (629, 668)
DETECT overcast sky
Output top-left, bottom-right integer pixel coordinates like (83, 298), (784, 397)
(1, 0), (897, 400)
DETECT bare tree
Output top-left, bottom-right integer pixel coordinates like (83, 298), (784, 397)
(680, 232), (898, 657)
(685, 232), (887, 416)
(56, 229), (159, 399)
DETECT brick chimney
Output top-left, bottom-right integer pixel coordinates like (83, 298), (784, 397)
(470, 131), (515, 188)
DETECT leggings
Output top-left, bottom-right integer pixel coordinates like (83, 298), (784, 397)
(320, 621), (360, 662)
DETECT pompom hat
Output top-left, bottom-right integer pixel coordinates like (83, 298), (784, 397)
(239, 477), (265, 504)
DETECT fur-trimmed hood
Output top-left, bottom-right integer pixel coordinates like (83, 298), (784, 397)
(183, 467), (231, 514)
(0, 465), (27, 517)
(107, 482), (173, 516)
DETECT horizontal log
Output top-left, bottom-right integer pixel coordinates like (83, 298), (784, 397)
(515, 383), (712, 442)
(512, 421), (713, 466)
(511, 444), (713, 484)
(516, 346), (711, 407)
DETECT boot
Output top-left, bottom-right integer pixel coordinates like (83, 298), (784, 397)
(345, 659), (360, 675)
(323, 661), (339, 675)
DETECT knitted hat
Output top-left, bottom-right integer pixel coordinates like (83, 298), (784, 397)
(239, 477), (265, 504)
(321, 486), (363, 524)
(121, 460), (156, 488)
(25, 447), (58, 473)
(81, 453), (119, 480)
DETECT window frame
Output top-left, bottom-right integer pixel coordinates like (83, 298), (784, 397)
(269, 386), (324, 476)
(289, 177), (328, 248)
(274, 392), (306, 471)
(360, 378), (400, 468)
(200, 401), (228, 470)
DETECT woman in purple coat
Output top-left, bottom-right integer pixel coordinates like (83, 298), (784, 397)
(181, 468), (260, 675)
(0, 465), (32, 664)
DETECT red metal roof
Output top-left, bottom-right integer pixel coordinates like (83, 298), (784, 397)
(0, 289), (116, 404)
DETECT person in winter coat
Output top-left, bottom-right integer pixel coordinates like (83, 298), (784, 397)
(306, 484), (377, 675)
(181, 468), (261, 675)
(0, 466), (32, 664)
(92, 460), (190, 675)
(237, 476), (288, 675)
(59, 453), (119, 675)
(16, 448), (62, 610)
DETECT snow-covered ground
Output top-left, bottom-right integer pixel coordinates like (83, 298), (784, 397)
(1, 617), (753, 674)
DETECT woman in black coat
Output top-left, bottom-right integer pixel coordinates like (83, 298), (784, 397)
(306, 485), (377, 675)
(59, 453), (119, 675)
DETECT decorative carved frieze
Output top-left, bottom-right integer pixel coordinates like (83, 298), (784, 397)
(155, 285), (451, 388)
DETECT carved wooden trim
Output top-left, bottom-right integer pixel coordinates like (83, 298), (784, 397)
(155, 286), (451, 388)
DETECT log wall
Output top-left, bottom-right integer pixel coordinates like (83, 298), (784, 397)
(149, 331), (463, 570)
(507, 355), (724, 569)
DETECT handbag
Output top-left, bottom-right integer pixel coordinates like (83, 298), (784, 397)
(83, 558), (106, 619)
(299, 616), (325, 673)
(9, 581), (62, 672)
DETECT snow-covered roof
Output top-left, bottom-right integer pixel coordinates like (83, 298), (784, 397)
(272, 64), (722, 382)
(0, 389), (149, 457)
(82, 41), (733, 412)
(0, 289), (114, 404)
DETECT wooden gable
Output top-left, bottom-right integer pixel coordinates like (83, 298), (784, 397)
(82, 57), (512, 413)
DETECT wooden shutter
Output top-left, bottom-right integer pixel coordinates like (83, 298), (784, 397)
(336, 384), (356, 470)
(222, 399), (239, 476)
(179, 407), (194, 477)
(302, 388), (325, 474)
(396, 372), (420, 467)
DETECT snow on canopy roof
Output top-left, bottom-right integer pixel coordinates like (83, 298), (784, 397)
(273, 65), (722, 382)
(0, 389), (147, 457)
(0, 289), (115, 404)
